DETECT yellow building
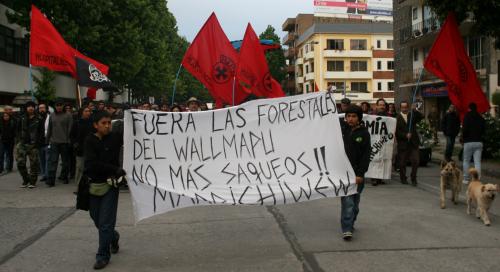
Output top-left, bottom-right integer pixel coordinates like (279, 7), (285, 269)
(294, 21), (394, 104)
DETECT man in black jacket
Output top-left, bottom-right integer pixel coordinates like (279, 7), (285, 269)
(340, 105), (371, 241)
(16, 101), (44, 188)
(461, 103), (485, 183)
(441, 104), (461, 161)
(71, 106), (93, 190)
(84, 111), (125, 270)
(396, 101), (423, 186)
(0, 111), (16, 174)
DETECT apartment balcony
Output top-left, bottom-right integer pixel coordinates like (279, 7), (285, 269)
(399, 68), (438, 85)
(304, 51), (315, 60)
(324, 49), (372, 58)
(399, 17), (441, 44)
(282, 18), (296, 32)
(296, 76), (304, 84)
(325, 71), (372, 79)
(296, 57), (304, 65)
(282, 33), (297, 45)
(284, 48), (296, 59)
(305, 72), (315, 81)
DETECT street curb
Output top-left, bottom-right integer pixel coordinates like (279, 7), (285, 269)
(432, 153), (500, 179)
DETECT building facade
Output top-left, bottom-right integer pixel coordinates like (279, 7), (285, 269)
(291, 18), (394, 104)
(394, 0), (500, 118)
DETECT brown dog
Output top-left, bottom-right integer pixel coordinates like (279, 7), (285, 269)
(440, 160), (462, 209)
(466, 168), (499, 226)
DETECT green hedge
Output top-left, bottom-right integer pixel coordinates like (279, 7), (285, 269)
(483, 114), (500, 160)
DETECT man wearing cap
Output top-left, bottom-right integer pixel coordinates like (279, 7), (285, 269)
(340, 105), (371, 241)
(46, 100), (73, 186)
(186, 97), (201, 112)
(16, 101), (44, 188)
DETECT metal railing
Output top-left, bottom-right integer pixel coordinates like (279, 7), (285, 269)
(399, 17), (441, 43)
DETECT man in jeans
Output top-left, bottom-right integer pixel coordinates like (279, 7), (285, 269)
(84, 111), (125, 269)
(340, 105), (371, 241)
(441, 105), (461, 161)
(46, 100), (73, 187)
(461, 103), (485, 184)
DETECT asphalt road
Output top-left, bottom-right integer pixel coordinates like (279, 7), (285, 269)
(0, 159), (499, 272)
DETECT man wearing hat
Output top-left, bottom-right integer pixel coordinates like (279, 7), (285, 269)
(46, 99), (73, 187)
(16, 101), (44, 188)
(340, 105), (371, 241)
(186, 97), (201, 112)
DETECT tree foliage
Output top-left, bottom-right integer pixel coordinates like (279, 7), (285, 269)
(33, 68), (56, 103)
(259, 25), (286, 84)
(425, 0), (500, 47)
(6, 0), (209, 103)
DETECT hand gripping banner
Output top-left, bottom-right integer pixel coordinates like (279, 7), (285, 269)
(124, 92), (356, 222)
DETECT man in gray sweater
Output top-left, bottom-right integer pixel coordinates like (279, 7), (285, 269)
(46, 100), (73, 187)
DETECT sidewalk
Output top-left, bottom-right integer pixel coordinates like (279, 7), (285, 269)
(432, 132), (500, 178)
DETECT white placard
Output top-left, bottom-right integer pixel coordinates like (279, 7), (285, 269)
(124, 92), (356, 222)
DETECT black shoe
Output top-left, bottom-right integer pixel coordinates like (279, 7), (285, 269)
(401, 180), (408, 185)
(411, 181), (417, 186)
(93, 259), (109, 270)
(40, 177), (47, 182)
(371, 181), (378, 186)
(111, 232), (120, 254)
(46, 183), (55, 187)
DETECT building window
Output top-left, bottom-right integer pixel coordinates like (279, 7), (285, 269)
(388, 82), (395, 91)
(377, 61), (382, 70)
(412, 7), (418, 20)
(388, 61), (394, 70)
(498, 61), (500, 86)
(0, 25), (29, 67)
(376, 40), (381, 49)
(413, 48), (419, 61)
(328, 81), (345, 91)
(327, 60), (344, 72)
(387, 40), (394, 49)
(351, 82), (368, 92)
(305, 65), (309, 74)
(377, 82), (382, 91)
(351, 61), (368, 71)
(350, 39), (367, 50)
(306, 84), (310, 93)
(310, 62), (315, 72)
(305, 45), (309, 53)
(327, 39), (344, 50)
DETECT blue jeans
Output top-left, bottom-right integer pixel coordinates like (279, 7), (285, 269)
(341, 182), (365, 233)
(89, 187), (119, 262)
(0, 141), (14, 172)
(463, 142), (483, 182)
(47, 143), (70, 184)
(445, 136), (456, 161)
(39, 146), (49, 178)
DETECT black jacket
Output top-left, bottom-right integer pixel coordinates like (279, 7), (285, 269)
(0, 118), (16, 144)
(70, 118), (94, 156)
(84, 132), (123, 183)
(396, 110), (423, 149)
(16, 114), (44, 146)
(341, 120), (371, 178)
(441, 111), (461, 137)
(462, 111), (485, 143)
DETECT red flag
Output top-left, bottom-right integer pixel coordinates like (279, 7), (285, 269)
(236, 24), (285, 98)
(424, 12), (489, 119)
(181, 13), (247, 105)
(87, 87), (97, 100)
(30, 5), (109, 77)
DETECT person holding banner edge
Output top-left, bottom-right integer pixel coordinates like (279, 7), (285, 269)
(340, 105), (371, 241)
(84, 111), (126, 270)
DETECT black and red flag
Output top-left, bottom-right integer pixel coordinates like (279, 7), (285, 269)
(181, 13), (248, 105)
(236, 24), (285, 98)
(75, 56), (115, 88)
(424, 12), (490, 119)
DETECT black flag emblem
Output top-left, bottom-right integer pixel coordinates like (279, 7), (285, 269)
(75, 56), (115, 88)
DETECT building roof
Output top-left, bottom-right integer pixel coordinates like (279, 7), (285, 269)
(296, 22), (393, 46)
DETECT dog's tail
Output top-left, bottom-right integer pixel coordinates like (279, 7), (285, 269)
(469, 168), (479, 181)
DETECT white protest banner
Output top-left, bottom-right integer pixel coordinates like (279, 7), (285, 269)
(124, 92), (356, 222)
(341, 114), (397, 179)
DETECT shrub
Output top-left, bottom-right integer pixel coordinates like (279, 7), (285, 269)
(483, 113), (500, 160)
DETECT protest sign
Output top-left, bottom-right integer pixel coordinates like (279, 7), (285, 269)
(340, 114), (397, 179)
(124, 92), (356, 222)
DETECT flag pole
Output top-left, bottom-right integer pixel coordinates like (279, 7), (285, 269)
(408, 68), (425, 133)
(76, 84), (82, 109)
(231, 76), (236, 106)
(171, 64), (183, 106)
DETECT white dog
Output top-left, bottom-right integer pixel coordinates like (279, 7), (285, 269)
(466, 168), (499, 226)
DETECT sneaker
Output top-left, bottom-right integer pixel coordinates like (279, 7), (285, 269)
(93, 259), (109, 270)
(111, 232), (120, 254)
(343, 232), (353, 241)
(28, 184), (37, 189)
(20, 184), (28, 188)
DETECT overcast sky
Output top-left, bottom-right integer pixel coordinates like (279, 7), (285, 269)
(167, 0), (313, 42)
